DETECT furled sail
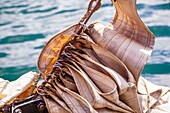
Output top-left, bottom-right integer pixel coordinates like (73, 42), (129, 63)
(86, 0), (155, 82)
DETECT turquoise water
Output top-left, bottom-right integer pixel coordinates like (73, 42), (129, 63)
(0, 0), (170, 86)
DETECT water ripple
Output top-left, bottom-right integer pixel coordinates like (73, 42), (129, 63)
(0, 52), (8, 58)
(0, 34), (45, 44)
(35, 8), (80, 19)
(150, 3), (170, 10)
(0, 4), (29, 10)
(20, 6), (58, 14)
(148, 26), (170, 37)
(0, 22), (12, 26)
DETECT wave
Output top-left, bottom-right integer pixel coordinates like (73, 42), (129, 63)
(147, 37), (170, 64)
(142, 74), (170, 87)
(0, 34), (45, 44)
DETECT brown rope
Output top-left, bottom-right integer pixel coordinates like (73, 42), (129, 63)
(77, 0), (101, 34)
(79, 0), (101, 23)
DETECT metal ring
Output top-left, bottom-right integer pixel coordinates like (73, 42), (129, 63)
(78, 22), (89, 31)
(79, 22), (88, 28)
(36, 87), (47, 96)
(64, 43), (76, 50)
(63, 51), (72, 58)
(52, 65), (62, 75)
(57, 59), (63, 62)
(53, 62), (62, 68)
(69, 42), (76, 49)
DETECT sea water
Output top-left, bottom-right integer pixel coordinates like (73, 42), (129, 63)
(0, 0), (170, 86)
